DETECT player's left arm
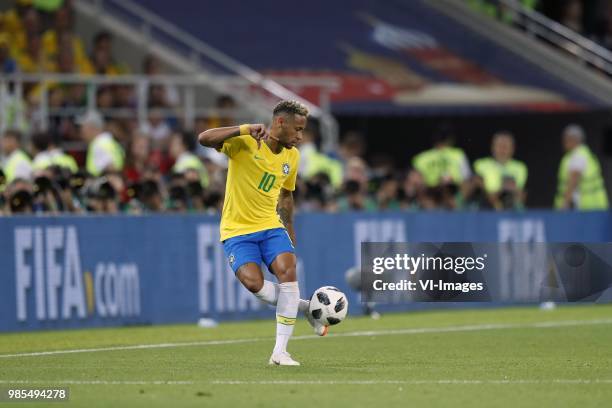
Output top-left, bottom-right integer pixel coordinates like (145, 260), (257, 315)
(278, 188), (296, 246)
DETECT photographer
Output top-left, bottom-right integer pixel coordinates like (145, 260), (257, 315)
(473, 131), (527, 210)
(32, 174), (63, 214)
(85, 176), (119, 214)
(3, 179), (34, 215)
(461, 174), (492, 210)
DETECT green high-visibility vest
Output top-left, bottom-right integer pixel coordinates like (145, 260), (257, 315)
(32, 152), (53, 171)
(473, 157), (527, 194)
(304, 151), (343, 188)
(4, 149), (32, 183)
(86, 134), (124, 176)
(466, 0), (497, 18)
(34, 0), (64, 12)
(412, 147), (468, 187)
(173, 152), (209, 188)
(52, 151), (78, 173)
(555, 145), (608, 210)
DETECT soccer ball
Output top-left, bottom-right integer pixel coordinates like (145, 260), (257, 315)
(309, 286), (348, 326)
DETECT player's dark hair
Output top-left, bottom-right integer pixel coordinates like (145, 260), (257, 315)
(273, 100), (309, 118)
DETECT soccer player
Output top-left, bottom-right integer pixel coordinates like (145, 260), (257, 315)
(198, 100), (326, 366)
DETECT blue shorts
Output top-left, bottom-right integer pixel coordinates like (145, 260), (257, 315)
(222, 228), (295, 273)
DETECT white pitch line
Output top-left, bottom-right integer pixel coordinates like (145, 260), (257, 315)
(291, 318), (612, 340)
(1, 318), (612, 359)
(211, 379), (612, 385)
(0, 337), (265, 359)
(0, 379), (611, 386)
(0, 380), (193, 385)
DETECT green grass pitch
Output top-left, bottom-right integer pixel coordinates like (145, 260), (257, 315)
(1, 304), (611, 407)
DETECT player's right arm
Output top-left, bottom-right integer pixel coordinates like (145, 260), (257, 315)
(198, 124), (268, 150)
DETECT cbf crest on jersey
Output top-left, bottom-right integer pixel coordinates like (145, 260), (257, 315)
(282, 163), (290, 175)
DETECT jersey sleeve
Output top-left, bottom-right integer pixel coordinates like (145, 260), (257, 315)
(218, 135), (249, 158)
(282, 149), (300, 191)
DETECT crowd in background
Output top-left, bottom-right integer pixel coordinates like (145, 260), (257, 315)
(4, 113), (608, 216)
(469, 0), (612, 51)
(0, 0), (608, 215)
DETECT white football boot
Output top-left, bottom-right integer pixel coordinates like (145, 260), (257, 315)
(269, 351), (300, 366)
(306, 310), (329, 336)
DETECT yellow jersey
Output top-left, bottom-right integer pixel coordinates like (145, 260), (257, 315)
(218, 135), (299, 241)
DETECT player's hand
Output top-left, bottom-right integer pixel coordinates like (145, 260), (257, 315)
(248, 124), (268, 148)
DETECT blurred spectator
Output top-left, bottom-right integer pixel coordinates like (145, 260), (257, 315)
(3, 0), (33, 42)
(338, 131), (366, 163)
(124, 132), (153, 183)
(3, 178), (34, 214)
(32, 173), (63, 213)
(11, 6), (40, 57)
(142, 54), (179, 107)
(139, 106), (172, 150)
(84, 175), (119, 214)
(412, 125), (470, 197)
(559, 0), (583, 34)
(166, 174), (190, 213)
(42, 5), (92, 73)
(399, 169), (430, 210)
(337, 157), (377, 211)
(298, 127), (343, 188)
(374, 174), (401, 210)
(301, 172), (335, 211)
(554, 124), (608, 210)
(33, 0), (65, 29)
(196, 116), (228, 176)
(15, 33), (53, 73)
(460, 174), (491, 210)
(48, 136), (77, 173)
(1, 81), (30, 133)
(42, 86), (79, 141)
(473, 131), (527, 210)
(96, 86), (114, 113)
(1, 129), (33, 183)
(169, 130), (209, 188)
(53, 30), (92, 74)
(0, 33), (17, 73)
(137, 178), (164, 212)
(208, 95), (237, 128)
(337, 179), (377, 211)
(31, 130), (53, 171)
(78, 110), (124, 176)
(91, 31), (125, 75)
(592, 1), (612, 49)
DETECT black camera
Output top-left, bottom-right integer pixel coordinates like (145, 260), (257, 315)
(9, 189), (33, 213)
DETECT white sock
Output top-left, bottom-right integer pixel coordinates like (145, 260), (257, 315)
(255, 280), (309, 312)
(254, 280), (279, 305)
(298, 299), (309, 313)
(273, 281), (299, 355)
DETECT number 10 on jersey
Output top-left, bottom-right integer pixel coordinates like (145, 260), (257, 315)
(258, 172), (276, 192)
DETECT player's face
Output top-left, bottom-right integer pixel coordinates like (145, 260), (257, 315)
(279, 114), (307, 149)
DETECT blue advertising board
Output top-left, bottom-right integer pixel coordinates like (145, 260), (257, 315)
(1, 211), (610, 332)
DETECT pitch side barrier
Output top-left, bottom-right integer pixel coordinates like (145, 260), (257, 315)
(1, 211), (611, 332)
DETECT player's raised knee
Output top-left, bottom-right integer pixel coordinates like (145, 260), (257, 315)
(275, 266), (297, 283)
